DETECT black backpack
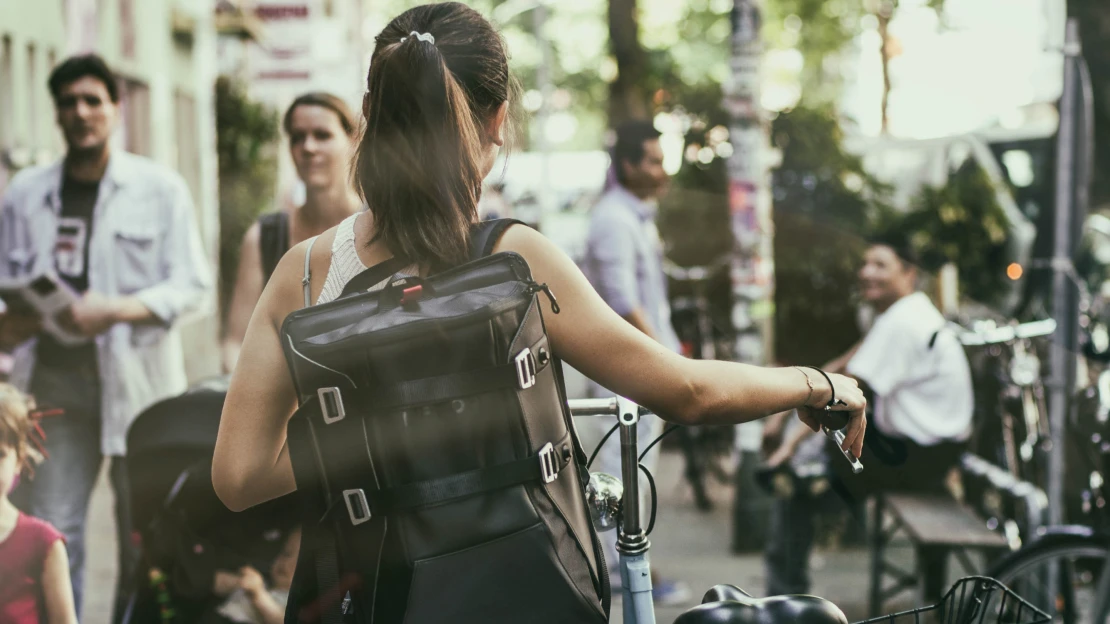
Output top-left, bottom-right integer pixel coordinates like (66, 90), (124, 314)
(280, 220), (610, 623)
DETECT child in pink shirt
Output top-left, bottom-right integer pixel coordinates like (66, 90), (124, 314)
(0, 384), (78, 624)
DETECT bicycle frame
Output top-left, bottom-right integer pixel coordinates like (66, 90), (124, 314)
(570, 397), (656, 624)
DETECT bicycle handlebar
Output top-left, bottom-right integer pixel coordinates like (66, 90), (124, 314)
(955, 318), (1057, 346)
(568, 398), (654, 418)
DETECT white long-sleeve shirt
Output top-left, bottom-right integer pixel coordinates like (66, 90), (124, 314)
(1, 151), (213, 455)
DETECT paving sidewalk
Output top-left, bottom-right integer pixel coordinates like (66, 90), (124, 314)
(85, 450), (933, 623)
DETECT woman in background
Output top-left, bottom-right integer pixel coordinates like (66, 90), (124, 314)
(221, 92), (362, 372)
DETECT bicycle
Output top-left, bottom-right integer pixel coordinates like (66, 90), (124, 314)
(662, 258), (735, 511)
(570, 397), (1043, 624)
(955, 318), (1057, 542)
(958, 319), (1056, 488)
(981, 342), (1110, 624)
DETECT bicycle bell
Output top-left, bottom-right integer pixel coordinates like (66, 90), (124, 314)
(585, 472), (623, 532)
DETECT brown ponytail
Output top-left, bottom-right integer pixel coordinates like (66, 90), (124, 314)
(356, 3), (515, 270)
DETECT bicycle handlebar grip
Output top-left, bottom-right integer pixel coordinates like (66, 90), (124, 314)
(674, 584), (848, 624)
(814, 408), (850, 431)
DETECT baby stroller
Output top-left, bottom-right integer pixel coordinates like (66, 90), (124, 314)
(121, 376), (301, 624)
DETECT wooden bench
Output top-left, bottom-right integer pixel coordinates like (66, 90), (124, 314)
(869, 492), (1009, 617)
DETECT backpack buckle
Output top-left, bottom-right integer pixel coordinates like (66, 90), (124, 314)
(514, 349), (537, 389)
(318, 387), (345, 424)
(342, 489), (372, 525)
(538, 442), (558, 484)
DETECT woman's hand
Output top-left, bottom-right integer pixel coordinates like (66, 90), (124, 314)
(796, 372), (866, 459)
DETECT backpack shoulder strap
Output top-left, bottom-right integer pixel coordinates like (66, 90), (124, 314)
(332, 219), (523, 300)
(302, 236), (318, 308)
(338, 256), (412, 299)
(259, 211), (291, 286)
(468, 218), (524, 260)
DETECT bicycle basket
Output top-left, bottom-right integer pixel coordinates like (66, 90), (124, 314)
(853, 576), (1051, 624)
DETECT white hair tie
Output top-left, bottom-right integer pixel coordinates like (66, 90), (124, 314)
(400, 31), (435, 45)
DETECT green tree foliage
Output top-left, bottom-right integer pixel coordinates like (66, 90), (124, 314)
(897, 160), (1011, 306)
(770, 105), (890, 365)
(215, 77), (279, 325)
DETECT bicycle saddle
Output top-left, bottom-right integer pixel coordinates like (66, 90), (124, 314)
(674, 584), (849, 624)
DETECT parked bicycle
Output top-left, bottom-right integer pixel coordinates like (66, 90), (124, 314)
(662, 258), (735, 511)
(981, 311), (1110, 623)
(571, 397), (1051, 624)
(985, 425), (1110, 624)
(955, 318), (1056, 541)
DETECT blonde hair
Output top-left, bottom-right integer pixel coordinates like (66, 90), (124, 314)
(0, 383), (36, 468)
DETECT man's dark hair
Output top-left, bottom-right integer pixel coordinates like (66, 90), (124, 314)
(611, 120), (661, 185)
(869, 229), (920, 268)
(48, 54), (119, 103)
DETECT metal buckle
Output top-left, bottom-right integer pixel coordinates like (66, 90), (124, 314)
(318, 387), (345, 424)
(342, 489), (372, 525)
(538, 442), (558, 484)
(514, 349), (537, 389)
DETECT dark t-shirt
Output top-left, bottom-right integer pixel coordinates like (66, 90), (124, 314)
(35, 176), (100, 370)
(54, 176), (98, 292)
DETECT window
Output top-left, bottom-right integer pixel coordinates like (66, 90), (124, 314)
(26, 43), (36, 147)
(118, 78), (151, 156)
(0, 36), (12, 148)
(174, 91), (201, 203)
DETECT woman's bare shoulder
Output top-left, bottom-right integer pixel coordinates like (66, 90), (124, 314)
(261, 224), (342, 326)
(494, 222), (556, 258)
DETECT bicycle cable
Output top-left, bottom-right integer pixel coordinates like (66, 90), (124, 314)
(587, 422), (683, 536)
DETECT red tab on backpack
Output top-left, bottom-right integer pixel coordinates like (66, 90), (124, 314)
(400, 285), (423, 305)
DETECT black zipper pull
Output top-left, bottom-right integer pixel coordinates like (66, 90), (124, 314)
(528, 282), (561, 314)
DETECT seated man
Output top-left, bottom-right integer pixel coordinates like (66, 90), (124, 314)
(762, 233), (973, 597)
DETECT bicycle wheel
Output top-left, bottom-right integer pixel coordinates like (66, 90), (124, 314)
(987, 531), (1110, 623)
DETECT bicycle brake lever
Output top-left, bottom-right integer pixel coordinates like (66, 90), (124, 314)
(824, 426), (864, 474)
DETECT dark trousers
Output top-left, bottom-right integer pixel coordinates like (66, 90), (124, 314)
(11, 359), (139, 623)
(764, 427), (963, 597)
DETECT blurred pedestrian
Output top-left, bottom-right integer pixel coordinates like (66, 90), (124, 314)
(0, 53), (213, 620)
(0, 384), (78, 624)
(762, 232), (973, 598)
(222, 92), (361, 372)
(581, 120), (690, 606)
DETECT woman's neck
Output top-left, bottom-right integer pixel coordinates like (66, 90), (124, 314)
(300, 185), (359, 230)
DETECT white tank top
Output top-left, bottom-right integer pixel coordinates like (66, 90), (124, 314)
(303, 213), (417, 306)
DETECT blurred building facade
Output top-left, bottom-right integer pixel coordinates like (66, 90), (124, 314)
(216, 0), (370, 206)
(0, 0), (222, 381)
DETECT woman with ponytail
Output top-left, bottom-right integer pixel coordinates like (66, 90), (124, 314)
(214, 2), (865, 615)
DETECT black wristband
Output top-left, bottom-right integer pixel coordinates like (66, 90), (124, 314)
(804, 366), (835, 408)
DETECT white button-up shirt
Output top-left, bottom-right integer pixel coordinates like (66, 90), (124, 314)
(1, 151), (213, 455)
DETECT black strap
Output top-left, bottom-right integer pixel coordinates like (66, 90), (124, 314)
(335, 219), (520, 300)
(370, 432), (571, 513)
(259, 212), (291, 286)
(360, 362), (524, 410)
(338, 256), (413, 299)
(312, 535), (346, 624)
(468, 218), (523, 260)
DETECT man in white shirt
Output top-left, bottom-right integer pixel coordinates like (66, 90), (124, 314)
(762, 234), (973, 596)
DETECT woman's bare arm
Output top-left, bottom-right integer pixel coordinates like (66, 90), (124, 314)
(213, 238), (311, 511)
(221, 223), (265, 373)
(497, 226), (865, 437)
